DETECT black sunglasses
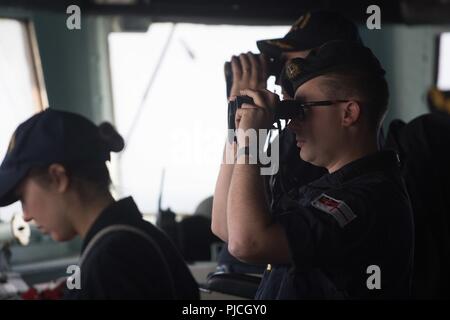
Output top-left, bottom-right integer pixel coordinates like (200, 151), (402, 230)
(275, 99), (350, 120)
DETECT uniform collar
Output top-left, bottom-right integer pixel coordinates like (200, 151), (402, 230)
(309, 150), (400, 188)
(81, 197), (142, 253)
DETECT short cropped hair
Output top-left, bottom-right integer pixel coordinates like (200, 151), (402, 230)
(320, 66), (389, 131)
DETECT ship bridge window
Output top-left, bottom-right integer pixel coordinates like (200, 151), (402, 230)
(108, 23), (288, 215)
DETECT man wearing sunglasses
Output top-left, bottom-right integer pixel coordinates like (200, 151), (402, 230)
(215, 40), (414, 299)
(215, 10), (360, 275)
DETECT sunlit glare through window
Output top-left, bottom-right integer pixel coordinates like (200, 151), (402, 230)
(109, 23), (288, 214)
(438, 32), (450, 91)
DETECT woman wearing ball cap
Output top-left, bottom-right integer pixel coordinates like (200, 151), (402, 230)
(0, 109), (199, 300)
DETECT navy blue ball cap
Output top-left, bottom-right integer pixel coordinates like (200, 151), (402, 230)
(0, 162), (29, 207)
(281, 40), (386, 97)
(257, 11), (362, 58)
(0, 108), (123, 207)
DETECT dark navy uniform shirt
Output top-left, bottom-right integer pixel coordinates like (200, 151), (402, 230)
(64, 197), (199, 300)
(217, 129), (326, 275)
(256, 150), (414, 299)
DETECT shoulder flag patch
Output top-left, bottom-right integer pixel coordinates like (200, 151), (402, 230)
(311, 193), (357, 228)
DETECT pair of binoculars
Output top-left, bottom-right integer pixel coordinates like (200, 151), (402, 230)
(224, 56), (283, 98)
(227, 96), (305, 143)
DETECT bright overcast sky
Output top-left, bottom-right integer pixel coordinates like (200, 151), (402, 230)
(109, 23), (289, 214)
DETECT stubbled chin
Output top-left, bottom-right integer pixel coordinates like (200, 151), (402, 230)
(299, 148), (315, 164)
(299, 148), (308, 161)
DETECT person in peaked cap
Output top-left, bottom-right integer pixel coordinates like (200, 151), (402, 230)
(258, 9), (365, 215)
(214, 40), (414, 299)
(0, 109), (199, 300)
(214, 10), (361, 277)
